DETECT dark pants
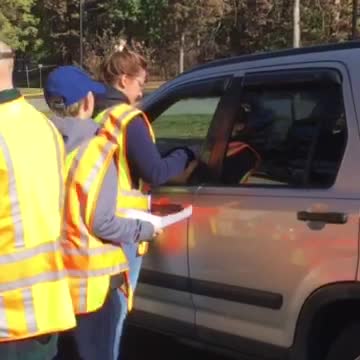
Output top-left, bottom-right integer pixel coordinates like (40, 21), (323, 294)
(54, 289), (121, 360)
(0, 334), (58, 360)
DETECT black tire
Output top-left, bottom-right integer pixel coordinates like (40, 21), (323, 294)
(326, 322), (360, 360)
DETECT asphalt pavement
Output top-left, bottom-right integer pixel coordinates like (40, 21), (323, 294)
(28, 97), (49, 112)
(122, 325), (233, 360)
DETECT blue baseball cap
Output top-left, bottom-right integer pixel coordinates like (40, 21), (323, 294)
(44, 66), (106, 106)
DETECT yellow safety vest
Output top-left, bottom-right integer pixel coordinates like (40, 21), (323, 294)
(0, 96), (76, 341)
(95, 104), (156, 258)
(63, 134), (130, 314)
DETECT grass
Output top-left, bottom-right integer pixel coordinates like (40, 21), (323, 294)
(40, 112), (210, 141)
(20, 88), (43, 97)
(152, 114), (212, 139)
(20, 81), (164, 98)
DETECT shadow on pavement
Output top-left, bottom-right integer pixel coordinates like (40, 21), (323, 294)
(121, 325), (232, 360)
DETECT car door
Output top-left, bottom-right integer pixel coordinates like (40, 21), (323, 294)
(133, 75), (233, 332)
(188, 63), (360, 357)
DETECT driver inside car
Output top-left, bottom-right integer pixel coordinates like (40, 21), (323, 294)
(222, 102), (262, 184)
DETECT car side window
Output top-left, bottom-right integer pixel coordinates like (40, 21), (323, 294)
(221, 78), (347, 188)
(152, 97), (220, 154)
(145, 77), (230, 159)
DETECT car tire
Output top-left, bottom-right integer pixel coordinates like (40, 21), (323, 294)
(326, 322), (360, 360)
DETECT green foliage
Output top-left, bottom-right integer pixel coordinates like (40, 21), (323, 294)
(153, 114), (212, 139)
(0, 0), (39, 50)
(6, 0), (356, 77)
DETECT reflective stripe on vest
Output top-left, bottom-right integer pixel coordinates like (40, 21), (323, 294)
(0, 97), (75, 341)
(98, 104), (155, 189)
(98, 104), (155, 262)
(94, 107), (115, 126)
(0, 135), (24, 249)
(63, 135), (129, 314)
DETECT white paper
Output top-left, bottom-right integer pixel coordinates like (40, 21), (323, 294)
(122, 205), (193, 229)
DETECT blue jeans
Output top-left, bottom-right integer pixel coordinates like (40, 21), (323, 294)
(54, 289), (122, 360)
(113, 243), (143, 360)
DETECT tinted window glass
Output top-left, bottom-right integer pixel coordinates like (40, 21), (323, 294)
(221, 81), (346, 188)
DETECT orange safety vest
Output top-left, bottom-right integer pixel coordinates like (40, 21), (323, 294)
(226, 141), (261, 183)
(96, 104), (156, 258)
(0, 96), (76, 341)
(63, 135), (130, 314)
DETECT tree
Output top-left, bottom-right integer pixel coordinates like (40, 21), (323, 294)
(353, 0), (360, 38)
(22, 0), (357, 78)
(35, 0), (85, 64)
(0, 0), (39, 51)
(163, 0), (224, 74)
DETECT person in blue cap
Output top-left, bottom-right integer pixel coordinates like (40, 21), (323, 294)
(44, 65), (159, 360)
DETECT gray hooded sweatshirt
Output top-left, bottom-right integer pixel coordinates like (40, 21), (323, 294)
(51, 115), (154, 245)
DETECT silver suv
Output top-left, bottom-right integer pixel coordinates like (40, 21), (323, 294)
(130, 41), (360, 360)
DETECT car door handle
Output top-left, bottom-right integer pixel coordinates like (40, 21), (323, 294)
(297, 211), (348, 224)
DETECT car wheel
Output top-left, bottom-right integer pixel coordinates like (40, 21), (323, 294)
(326, 322), (360, 360)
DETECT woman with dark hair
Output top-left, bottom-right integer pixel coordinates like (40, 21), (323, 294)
(94, 48), (196, 360)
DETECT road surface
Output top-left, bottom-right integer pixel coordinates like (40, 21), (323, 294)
(122, 325), (234, 360)
(28, 97), (49, 112)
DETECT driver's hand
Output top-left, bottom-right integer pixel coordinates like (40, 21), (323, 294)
(167, 160), (199, 185)
(184, 159), (199, 176)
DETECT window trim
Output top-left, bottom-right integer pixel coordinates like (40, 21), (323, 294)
(243, 68), (342, 89)
(143, 76), (232, 121)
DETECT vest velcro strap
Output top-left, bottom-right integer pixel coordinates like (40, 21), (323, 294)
(116, 196), (149, 212)
(119, 271), (134, 312)
(118, 189), (149, 198)
(137, 242), (149, 256)
(118, 190), (150, 208)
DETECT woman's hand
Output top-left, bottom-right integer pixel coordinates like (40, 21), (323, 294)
(153, 228), (163, 238)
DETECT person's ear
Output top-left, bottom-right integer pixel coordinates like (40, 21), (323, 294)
(118, 74), (129, 89)
(83, 91), (94, 115)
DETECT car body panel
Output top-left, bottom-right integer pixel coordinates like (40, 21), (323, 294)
(134, 43), (360, 356)
(135, 189), (196, 324)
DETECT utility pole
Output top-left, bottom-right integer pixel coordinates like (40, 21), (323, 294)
(179, 32), (185, 74)
(293, 0), (301, 48)
(80, 0), (84, 67)
(38, 64), (43, 88)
